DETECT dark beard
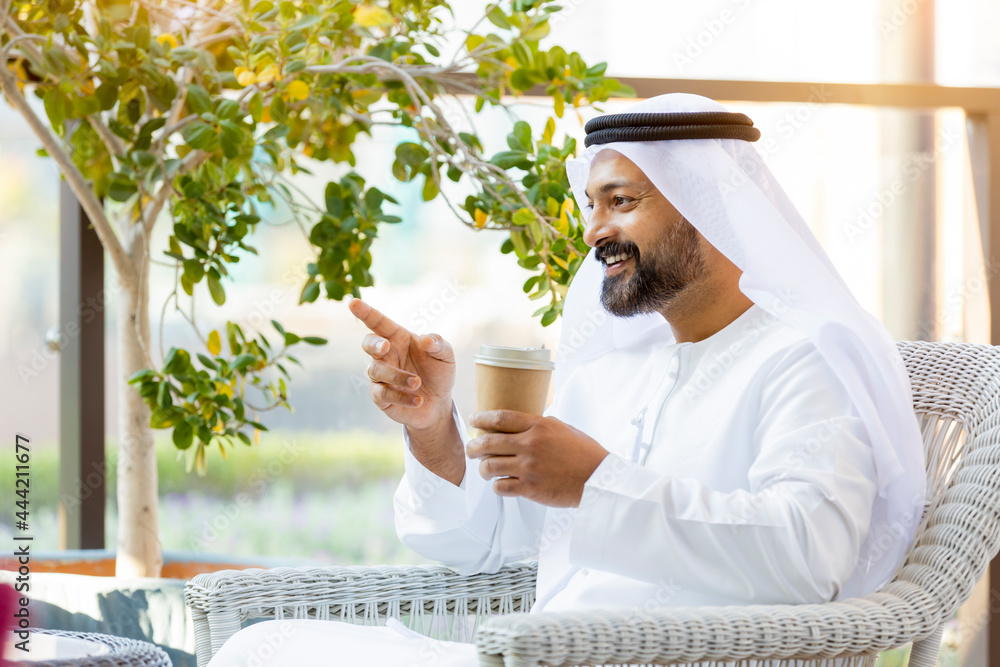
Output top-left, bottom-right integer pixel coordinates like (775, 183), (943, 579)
(597, 217), (706, 317)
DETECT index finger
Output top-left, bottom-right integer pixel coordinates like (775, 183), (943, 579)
(348, 298), (405, 339)
(469, 410), (540, 434)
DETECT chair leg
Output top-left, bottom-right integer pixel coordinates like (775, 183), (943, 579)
(909, 625), (944, 667)
(190, 608), (213, 667)
(207, 609), (245, 663)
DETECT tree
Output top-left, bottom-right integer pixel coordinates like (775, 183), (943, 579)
(0, 0), (630, 577)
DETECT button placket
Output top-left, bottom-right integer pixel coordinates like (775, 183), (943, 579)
(630, 346), (684, 465)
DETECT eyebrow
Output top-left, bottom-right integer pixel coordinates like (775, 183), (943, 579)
(583, 180), (642, 200)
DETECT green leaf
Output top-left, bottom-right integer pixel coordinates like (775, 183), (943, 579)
(540, 307), (558, 326)
(511, 42), (533, 67)
(109, 119), (134, 141)
(182, 179), (206, 198)
(325, 281), (346, 300)
(510, 230), (530, 257)
(219, 120), (243, 158)
(150, 407), (176, 429)
(157, 381), (172, 408)
(207, 270), (226, 305)
(510, 69), (538, 92)
(172, 420), (194, 449)
(302, 336), (327, 345)
(300, 281), (320, 303)
(217, 99), (240, 120)
(394, 141), (429, 167)
(490, 150), (529, 170)
(513, 121), (532, 151)
(108, 178), (138, 202)
(292, 14), (321, 30)
(182, 122), (218, 150)
(137, 382), (158, 398)
(118, 85), (145, 125)
(232, 354), (256, 371)
(164, 348), (191, 374)
(186, 84), (213, 114)
(263, 124), (290, 141)
(466, 34), (485, 53)
(248, 93), (263, 122)
(422, 176), (439, 201)
(522, 19), (550, 41)
(487, 5), (511, 29)
(43, 88), (67, 131)
(616, 83), (637, 98)
(132, 150), (156, 168)
(197, 353), (218, 370)
(512, 207), (537, 227)
(128, 369), (157, 384)
(96, 82), (119, 111)
(585, 62), (608, 77)
(42, 46), (72, 75)
(134, 24), (151, 50)
(283, 332), (300, 345)
(183, 259), (204, 283)
(168, 46), (197, 62)
(135, 117), (166, 149)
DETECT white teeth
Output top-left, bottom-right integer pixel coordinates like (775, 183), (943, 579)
(603, 252), (633, 266)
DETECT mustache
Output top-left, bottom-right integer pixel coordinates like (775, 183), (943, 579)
(594, 241), (640, 263)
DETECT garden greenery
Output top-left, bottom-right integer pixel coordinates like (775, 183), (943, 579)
(1, 0), (630, 467)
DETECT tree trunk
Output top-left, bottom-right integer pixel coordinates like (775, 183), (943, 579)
(114, 230), (162, 577)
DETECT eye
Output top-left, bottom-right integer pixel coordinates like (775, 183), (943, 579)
(584, 202), (594, 211)
(613, 195), (630, 207)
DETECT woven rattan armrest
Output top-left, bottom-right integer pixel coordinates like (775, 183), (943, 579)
(184, 561), (537, 666)
(473, 579), (943, 667)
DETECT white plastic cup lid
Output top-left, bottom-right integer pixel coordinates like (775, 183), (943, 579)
(473, 345), (554, 371)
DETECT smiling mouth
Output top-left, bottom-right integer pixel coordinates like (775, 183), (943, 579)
(600, 250), (635, 271)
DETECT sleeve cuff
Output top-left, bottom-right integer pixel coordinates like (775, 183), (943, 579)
(584, 452), (661, 495)
(398, 402), (488, 515)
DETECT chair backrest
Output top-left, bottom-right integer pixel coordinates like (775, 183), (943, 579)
(890, 341), (1000, 624)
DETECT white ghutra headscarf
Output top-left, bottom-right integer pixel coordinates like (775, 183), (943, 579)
(559, 93), (927, 598)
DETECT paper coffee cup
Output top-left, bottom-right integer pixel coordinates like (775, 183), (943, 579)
(473, 345), (554, 435)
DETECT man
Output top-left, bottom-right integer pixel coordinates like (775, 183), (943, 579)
(206, 93), (926, 665)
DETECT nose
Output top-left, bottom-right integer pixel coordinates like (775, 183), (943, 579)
(582, 204), (614, 248)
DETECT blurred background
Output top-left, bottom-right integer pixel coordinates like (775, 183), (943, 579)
(1, 0), (997, 617)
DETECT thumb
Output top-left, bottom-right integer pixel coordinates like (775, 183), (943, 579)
(419, 333), (454, 363)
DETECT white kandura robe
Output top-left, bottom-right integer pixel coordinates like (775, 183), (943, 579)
(207, 304), (880, 666)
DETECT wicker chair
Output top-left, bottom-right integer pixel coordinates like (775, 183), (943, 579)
(19, 628), (172, 666)
(184, 341), (1000, 667)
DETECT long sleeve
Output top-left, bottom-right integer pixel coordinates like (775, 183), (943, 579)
(393, 402), (548, 575)
(567, 343), (879, 605)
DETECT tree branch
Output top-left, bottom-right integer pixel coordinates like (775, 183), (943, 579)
(0, 57), (133, 279)
(87, 115), (126, 165)
(2, 16), (43, 64)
